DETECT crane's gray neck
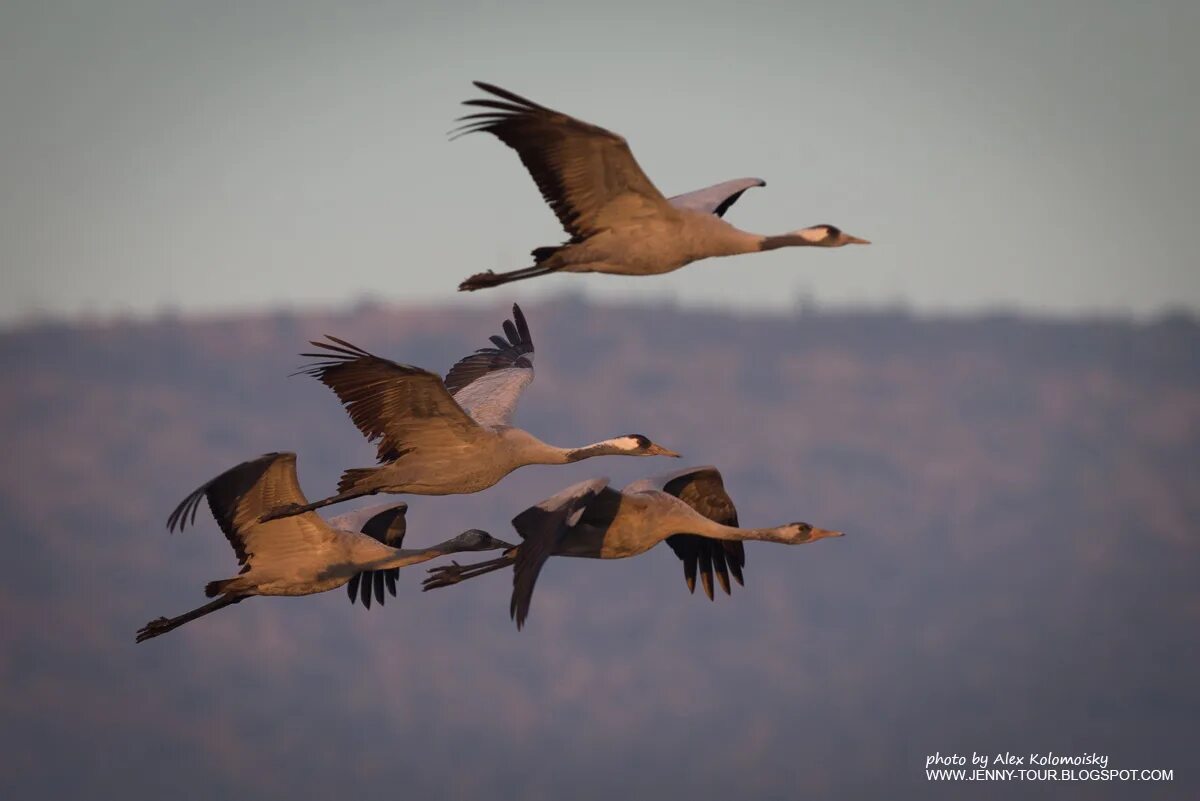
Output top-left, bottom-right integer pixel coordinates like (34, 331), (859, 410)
(684, 514), (798, 544)
(514, 437), (635, 465)
(563, 440), (635, 463)
(758, 233), (822, 252)
(366, 538), (475, 571)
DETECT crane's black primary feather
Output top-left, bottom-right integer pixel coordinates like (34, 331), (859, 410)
(713, 189), (749, 218)
(360, 572), (373, 609)
(348, 504), (408, 610)
(696, 545), (715, 600)
(660, 467), (746, 600)
(444, 304), (535, 396)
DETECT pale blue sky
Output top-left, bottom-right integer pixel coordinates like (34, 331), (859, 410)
(2, 0), (1197, 323)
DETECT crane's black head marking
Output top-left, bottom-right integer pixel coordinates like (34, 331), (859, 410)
(788, 522), (844, 542)
(617, 434), (681, 458)
(454, 529), (511, 551)
(627, 434), (652, 449)
(808, 224), (869, 247)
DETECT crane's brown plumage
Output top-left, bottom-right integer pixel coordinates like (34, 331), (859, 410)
(455, 82), (672, 242)
(167, 452), (310, 591)
(298, 338), (478, 464)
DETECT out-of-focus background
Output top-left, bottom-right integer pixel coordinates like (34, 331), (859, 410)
(2, 2), (1197, 799)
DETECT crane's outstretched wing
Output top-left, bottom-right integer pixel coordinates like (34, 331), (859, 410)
(625, 465), (745, 600)
(454, 82), (674, 240)
(444, 303), (535, 427)
(509, 477), (611, 630)
(166, 452), (334, 574)
(298, 337), (480, 463)
(668, 177), (766, 218)
(328, 503), (409, 609)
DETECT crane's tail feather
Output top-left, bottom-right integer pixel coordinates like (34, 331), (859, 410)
(458, 264), (557, 292)
(337, 468), (380, 495)
(205, 579), (234, 598)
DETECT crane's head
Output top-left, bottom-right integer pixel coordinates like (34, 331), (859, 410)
(783, 522), (844, 544)
(451, 529), (514, 552)
(615, 434), (681, 458)
(794, 224), (870, 247)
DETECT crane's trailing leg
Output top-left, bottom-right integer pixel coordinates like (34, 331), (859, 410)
(135, 594), (246, 643)
(258, 489), (373, 523)
(458, 264), (556, 292)
(422, 550), (517, 590)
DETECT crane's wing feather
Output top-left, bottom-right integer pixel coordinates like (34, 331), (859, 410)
(509, 477), (611, 629)
(444, 303), (535, 427)
(325, 502), (409, 543)
(668, 177), (766, 218)
(166, 452), (336, 573)
(626, 465), (745, 600)
(454, 82), (673, 240)
(330, 502), (409, 609)
(297, 337), (480, 462)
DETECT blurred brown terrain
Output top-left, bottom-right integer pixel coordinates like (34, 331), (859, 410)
(0, 299), (1197, 800)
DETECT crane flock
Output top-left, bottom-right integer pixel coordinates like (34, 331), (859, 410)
(138, 81), (862, 641)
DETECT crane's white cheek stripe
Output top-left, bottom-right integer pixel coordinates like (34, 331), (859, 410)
(797, 228), (828, 243)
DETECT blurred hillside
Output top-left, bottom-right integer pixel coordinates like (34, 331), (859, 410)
(0, 300), (1197, 800)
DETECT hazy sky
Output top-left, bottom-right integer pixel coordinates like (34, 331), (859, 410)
(2, 0), (1197, 323)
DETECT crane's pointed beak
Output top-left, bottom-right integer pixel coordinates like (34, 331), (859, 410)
(843, 234), (871, 245)
(648, 444), (682, 457)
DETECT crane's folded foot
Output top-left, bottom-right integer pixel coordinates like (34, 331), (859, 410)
(458, 271), (499, 292)
(135, 617), (172, 643)
(423, 553), (515, 591)
(258, 503), (307, 523)
(422, 561), (467, 591)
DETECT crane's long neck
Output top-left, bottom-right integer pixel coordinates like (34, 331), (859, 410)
(521, 438), (635, 465)
(673, 510), (799, 544)
(757, 232), (825, 251)
(563, 439), (639, 463)
(363, 538), (483, 571)
(699, 218), (824, 255)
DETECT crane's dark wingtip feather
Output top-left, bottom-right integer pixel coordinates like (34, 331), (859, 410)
(512, 304), (532, 350)
(360, 572), (373, 609)
(712, 547), (732, 595)
(166, 488), (201, 533)
(502, 320), (519, 344)
(471, 81), (544, 111)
